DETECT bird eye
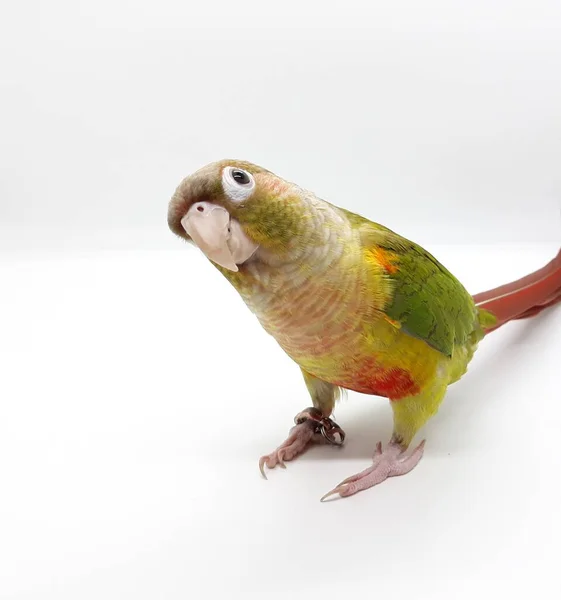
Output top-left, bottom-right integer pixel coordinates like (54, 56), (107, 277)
(231, 169), (251, 185)
(222, 166), (256, 204)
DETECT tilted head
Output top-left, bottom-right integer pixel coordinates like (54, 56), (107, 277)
(167, 160), (349, 273)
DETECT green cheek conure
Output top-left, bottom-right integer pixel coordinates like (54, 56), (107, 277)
(167, 160), (561, 501)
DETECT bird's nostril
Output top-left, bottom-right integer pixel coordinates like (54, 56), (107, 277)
(197, 205), (204, 212)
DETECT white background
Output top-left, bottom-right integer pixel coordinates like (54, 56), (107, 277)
(1, 1), (560, 598)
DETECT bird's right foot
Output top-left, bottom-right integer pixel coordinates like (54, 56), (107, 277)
(259, 407), (345, 478)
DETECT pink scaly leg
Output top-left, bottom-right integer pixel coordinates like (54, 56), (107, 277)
(259, 407), (345, 479)
(320, 438), (426, 501)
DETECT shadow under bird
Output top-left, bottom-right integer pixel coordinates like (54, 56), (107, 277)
(168, 160), (561, 501)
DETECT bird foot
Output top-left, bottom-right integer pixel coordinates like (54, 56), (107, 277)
(259, 407), (345, 479)
(320, 439), (426, 501)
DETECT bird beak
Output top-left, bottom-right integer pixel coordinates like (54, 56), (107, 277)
(181, 202), (258, 272)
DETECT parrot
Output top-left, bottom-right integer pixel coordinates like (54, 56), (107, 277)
(167, 159), (561, 501)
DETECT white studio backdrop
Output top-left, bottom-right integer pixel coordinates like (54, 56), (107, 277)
(1, 3), (560, 600)
(1, 1), (560, 252)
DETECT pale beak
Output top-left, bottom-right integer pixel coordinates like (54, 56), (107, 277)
(181, 202), (258, 272)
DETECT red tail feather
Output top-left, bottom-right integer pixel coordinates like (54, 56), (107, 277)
(474, 248), (561, 333)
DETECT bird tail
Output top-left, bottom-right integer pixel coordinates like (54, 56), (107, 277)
(474, 248), (561, 334)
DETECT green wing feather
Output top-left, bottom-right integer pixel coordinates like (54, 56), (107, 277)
(340, 208), (478, 357)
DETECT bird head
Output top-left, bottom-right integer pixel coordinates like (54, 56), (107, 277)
(167, 159), (334, 273)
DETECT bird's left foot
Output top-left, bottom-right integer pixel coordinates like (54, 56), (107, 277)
(320, 439), (426, 501)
